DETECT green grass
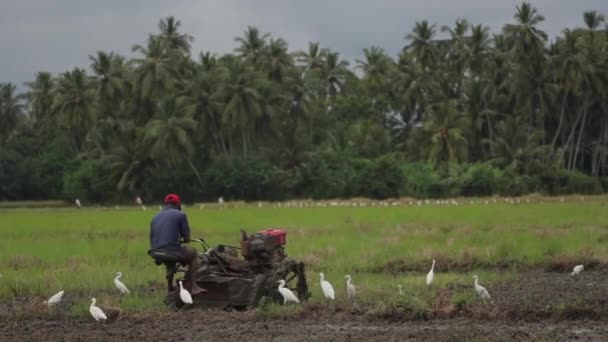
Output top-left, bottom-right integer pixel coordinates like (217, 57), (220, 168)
(0, 195), (607, 317)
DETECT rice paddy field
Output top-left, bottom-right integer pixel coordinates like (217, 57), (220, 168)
(2, 195), (608, 341)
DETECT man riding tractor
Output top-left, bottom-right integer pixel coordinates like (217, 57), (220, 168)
(149, 193), (206, 295)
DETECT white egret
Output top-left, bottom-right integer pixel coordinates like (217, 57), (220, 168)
(135, 196), (143, 206)
(179, 280), (193, 304)
(473, 275), (491, 302)
(319, 273), (335, 300)
(344, 275), (356, 300)
(89, 298), (107, 321)
(571, 264), (584, 276)
(277, 280), (299, 304)
(426, 259), (435, 287)
(114, 272), (130, 295)
(397, 284), (403, 296)
(75, 198), (81, 208)
(218, 196), (224, 205)
(44, 290), (64, 306)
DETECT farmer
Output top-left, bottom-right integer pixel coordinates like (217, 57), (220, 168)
(150, 193), (206, 295)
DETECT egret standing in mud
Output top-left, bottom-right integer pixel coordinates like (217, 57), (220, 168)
(179, 280), (193, 304)
(426, 259), (435, 288)
(114, 272), (130, 295)
(473, 275), (491, 302)
(345, 275), (356, 300)
(319, 273), (335, 301)
(44, 290), (64, 306)
(571, 264), (584, 276)
(89, 298), (107, 321)
(277, 280), (299, 304)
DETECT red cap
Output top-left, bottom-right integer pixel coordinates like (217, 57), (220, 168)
(164, 193), (181, 205)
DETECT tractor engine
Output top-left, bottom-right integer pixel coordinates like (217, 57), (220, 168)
(240, 229), (287, 268)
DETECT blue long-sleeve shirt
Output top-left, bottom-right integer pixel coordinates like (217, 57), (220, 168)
(150, 206), (191, 251)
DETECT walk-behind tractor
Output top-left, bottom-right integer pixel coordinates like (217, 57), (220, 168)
(148, 229), (310, 310)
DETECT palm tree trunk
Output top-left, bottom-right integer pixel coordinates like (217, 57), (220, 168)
(242, 127), (247, 157)
(184, 157), (204, 187)
(550, 90), (568, 154)
(564, 100), (586, 170)
(571, 102), (588, 171)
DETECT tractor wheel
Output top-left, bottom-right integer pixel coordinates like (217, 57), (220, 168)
(271, 259), (311, 303)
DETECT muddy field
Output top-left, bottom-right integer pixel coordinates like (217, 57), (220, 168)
(2, 313), (608, 342)
(2, 271), (608, 341)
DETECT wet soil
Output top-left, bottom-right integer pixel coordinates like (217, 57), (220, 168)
(2, 270), (608, 341)
(3, 312), (608, 342)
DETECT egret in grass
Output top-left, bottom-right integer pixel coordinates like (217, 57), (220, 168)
(571, 264), (584, 276)
(75, 198), (81, 208)
(344, 275), (356, 300)
(44, 290), (64, 306)
(277, 280), (299, 304)
(136, 196), (143, 206)
(426, 259), (435, 288)
(179, 281), (193, 304)
(89, 298), (107, 321)
(114, 272), (130, 295)
(397, 284), (403, 296)
(319, 273), (335, 300)
(473, 275), (491, 302)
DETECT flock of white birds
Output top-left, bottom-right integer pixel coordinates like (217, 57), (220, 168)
(54, 196), (589, 320)
(72, 194), (588, 212)
(2, 253), (587, 321)
(276, 259), (587, 307)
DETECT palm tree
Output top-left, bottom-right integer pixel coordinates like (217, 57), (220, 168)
(52, 68), (96, 152)
(0, 83), (25, 144)
(503, 2), (548, 59)
(355, 46), (393, 96)
(404, 20), (438, 67)
(320, 50), (350, 98)
(131, 36), (176, 102)
(295, 41), (327, 71)
(89, 51), (127, 116)
(143, 96), (202, 186)
(424, 99), (469, 168)
(487, 115), (548, 174)
(234, 26), (269, 65)
(212, 56), (265, 156)
(182, 63), (227, 155)
(156, 16), (194, 54)
(24, 72), (55, 125)
(262, 38), (293, 82)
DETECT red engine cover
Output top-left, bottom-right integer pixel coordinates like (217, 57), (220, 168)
(258, 229), (286, 245)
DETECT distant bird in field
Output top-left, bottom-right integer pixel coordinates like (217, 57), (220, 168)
(345, 275), (356, 300)
(397, 284), (403, 296)
(114, 272), (130, 295)
(571, 264), (584, 276)
(75, 198), (81, 208)
(319, 273), (335, 300)
(426, 259), (435, 287)
(44, 290), (64, 306)
(179, 281), (193, 304)
(218, 196), (224, 205)
(135, 196), (143, 206)
(89, 298), (107, 321)
(277, 280), (299, 304)
(473, 275), (492, 302)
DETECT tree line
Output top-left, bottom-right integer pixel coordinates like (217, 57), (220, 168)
(1, 2), (607, 203)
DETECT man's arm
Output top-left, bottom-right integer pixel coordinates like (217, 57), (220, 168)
(180, 213), (192, 243)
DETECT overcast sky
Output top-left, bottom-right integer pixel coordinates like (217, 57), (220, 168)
(1, 0), (607, 87)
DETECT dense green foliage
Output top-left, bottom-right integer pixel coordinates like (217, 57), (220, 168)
(1, 4), (607, 202)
